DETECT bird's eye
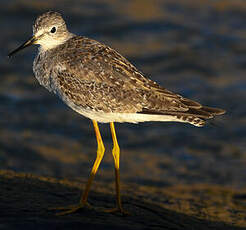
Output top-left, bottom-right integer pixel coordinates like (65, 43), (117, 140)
(50, 27), (56, 33)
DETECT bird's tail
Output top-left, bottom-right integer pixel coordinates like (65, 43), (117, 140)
(164, 106), (225, 127)
(139, 105), (225, 127)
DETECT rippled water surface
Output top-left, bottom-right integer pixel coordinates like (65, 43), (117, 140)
(0, 0), (246, 188)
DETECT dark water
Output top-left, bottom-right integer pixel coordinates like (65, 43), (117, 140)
(0, 0), (246, 188)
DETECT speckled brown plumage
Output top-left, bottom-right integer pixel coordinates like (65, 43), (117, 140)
(31, 11), (225, 126)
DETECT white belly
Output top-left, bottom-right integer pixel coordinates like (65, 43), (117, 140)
(62, 94), (202, 126)
(71, 105), (184, 124)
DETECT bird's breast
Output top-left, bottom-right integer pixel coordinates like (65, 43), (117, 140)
(33, 52), (56, 93)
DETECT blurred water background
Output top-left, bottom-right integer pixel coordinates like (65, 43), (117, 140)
(0, 0), (245, 189)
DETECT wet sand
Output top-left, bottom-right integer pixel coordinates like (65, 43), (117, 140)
(1, 0), (246, 229)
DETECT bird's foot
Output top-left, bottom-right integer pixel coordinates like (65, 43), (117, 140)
(103, 206), (130, 216)
(48, 202), (92, 216)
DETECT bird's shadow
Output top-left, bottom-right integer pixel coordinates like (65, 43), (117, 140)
(0, 170), (243, 230)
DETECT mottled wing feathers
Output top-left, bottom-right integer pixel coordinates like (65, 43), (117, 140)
(52, 70), (144, 113)
(51, 36), (225, 124)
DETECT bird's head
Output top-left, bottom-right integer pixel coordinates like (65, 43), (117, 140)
(8, 11), (72, 57)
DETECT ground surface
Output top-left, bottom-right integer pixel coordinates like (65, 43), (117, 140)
(1, 170), (246, 230)
(0, 0), (246, 229)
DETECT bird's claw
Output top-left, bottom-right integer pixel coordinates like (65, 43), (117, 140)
(48, 202), (91, 216)
(103, 207), (130, 216)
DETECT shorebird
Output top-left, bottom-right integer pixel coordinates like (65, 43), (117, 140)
(8, 11), (225, 215)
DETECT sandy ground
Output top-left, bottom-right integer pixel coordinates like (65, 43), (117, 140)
(0, 0), (246, 229)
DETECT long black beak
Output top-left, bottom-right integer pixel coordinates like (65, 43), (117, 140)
(8, 36), (37, 58)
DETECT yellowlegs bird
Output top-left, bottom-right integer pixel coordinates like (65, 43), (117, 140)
(8, 11), (225, 215)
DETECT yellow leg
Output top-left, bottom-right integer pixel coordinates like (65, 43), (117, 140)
(80, 120), (105, 204)
(105, 122), (128, 215)
(50, 120), (105, 215)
